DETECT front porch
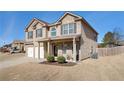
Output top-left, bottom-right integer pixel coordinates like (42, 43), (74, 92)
(36, 35), (81, 62)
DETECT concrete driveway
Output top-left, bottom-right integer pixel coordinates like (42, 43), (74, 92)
(0, 53), (40, 69)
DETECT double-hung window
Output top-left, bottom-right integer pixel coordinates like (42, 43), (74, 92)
(51, 27), (56, 37)
(28, 31), (33, 39)
(36, 28), (42, 37)
(69, 23), (75, 34)
(62, 24), (68, 35)
(61, 23), (76, 35)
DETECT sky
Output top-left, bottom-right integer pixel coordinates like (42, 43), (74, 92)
(0, 11), (124, 47)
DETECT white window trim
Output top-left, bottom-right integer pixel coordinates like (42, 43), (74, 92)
(51, 27), (56, 37)
(69, 23), (74, 34)
(62, 23), (76, 35)
(36, 28), (42, 38)
(28, 31), (33, 39)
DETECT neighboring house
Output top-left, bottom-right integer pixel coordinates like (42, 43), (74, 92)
(118, 40), (124, 46)
(12, 40), (25, 52)
(106, 43), (119, 48)
(25, 12), (98, 62)
(98, 42), (118, 48)
(98, 40), (124, 48)
(1, 43), (12, 53)
(3, 43), (12, 48)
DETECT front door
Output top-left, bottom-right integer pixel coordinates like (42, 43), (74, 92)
(54, 45), (58, 56)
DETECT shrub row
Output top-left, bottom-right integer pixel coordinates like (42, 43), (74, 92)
(47, 55), (66, 63)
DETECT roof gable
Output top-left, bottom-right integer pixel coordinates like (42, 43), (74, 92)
(56, 12), (82, 23)
(55, 12), (98, 35)
(25, 18), (48, 32)
(24, 12), (98, 35)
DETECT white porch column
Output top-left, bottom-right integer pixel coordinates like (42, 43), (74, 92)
(38, 42), (40, 59)
(47, 41), (50, 55)
(73, 37), (76, 62)
(33, 45), (35, 59)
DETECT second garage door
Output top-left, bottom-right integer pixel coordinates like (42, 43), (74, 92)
(35, 47), (44, 59)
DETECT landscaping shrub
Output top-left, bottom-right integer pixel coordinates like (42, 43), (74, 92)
(47, 55), (55, 62)
(57, 56), (66, 63)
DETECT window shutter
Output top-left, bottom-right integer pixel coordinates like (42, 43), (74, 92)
(27, 32), (29, 39)
(61, 25), (63, 35)
(41, 29), (42, 37)
(74, 23), (76, 33)
(36, 30), (37, 37)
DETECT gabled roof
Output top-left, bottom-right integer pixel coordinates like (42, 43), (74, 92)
(25, 18), (49, 32)
(55, 12), (82, 23)
(25, 12), (98, 35)
(81, 17), (98, 35)
(54, 12), (98, 35)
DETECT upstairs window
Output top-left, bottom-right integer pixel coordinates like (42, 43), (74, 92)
(28, 31), (33, 39)
(51, 27), (56, 37)
(69, 23), (75, 34)
(36, 28), (42, 37)
(62, 24), (68, 35)
(61, 23), (76, 35)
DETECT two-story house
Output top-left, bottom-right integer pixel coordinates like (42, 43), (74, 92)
(12, 40), (25, 52)
(25, 12), (98, 62)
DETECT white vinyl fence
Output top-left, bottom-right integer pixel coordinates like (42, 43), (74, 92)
(97, 46), (124, 57)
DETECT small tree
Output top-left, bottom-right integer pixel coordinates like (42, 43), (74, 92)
(102, 31), (114, 46)
(101, 27), (124, 47)
(113, 27), (123, 45)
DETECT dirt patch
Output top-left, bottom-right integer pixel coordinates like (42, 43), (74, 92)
(0, 53), (124, 80)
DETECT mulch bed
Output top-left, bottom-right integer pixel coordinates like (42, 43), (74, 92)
(39, 61), (77, 66)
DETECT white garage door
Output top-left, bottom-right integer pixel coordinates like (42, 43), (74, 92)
(35, 47), (44, 59)
(27, 47), (33, 58)
(40, 47), (44, 58)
